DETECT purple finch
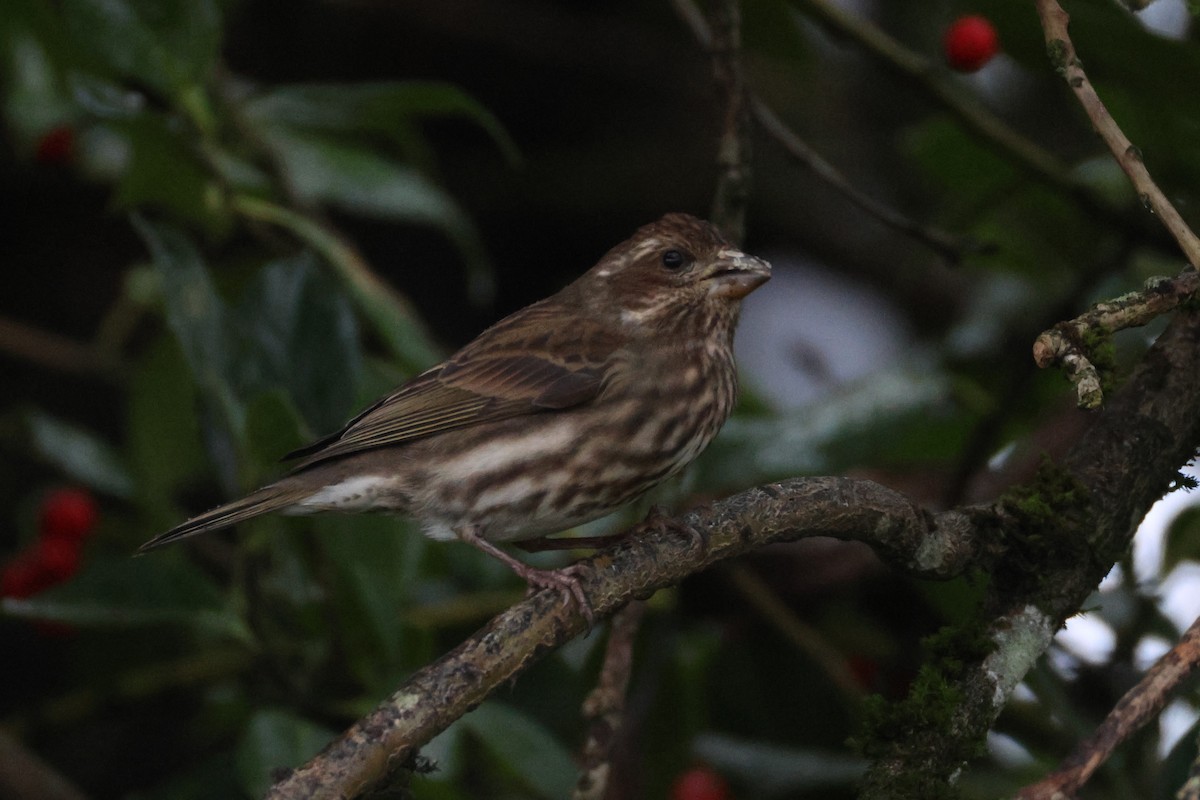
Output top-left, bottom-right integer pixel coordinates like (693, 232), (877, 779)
(139, 213), (771, 621)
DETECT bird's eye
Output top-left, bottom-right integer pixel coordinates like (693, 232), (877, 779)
(661, 249), (687, 270)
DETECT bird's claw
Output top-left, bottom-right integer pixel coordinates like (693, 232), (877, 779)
(520, 563), (596, 628)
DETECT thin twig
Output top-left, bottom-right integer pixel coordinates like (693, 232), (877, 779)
(1016, 614), (1200, 800)
(751, 98), (965, 261)
(726, 564), (864, 703)
(0, 729), (89, 800)
(573, 601), (647, 800)
(0, 316), (124, 380)
(793, 0), (1094, 213)
(669, 0), (965, 261)
(1034, 0), (1200, 269)
(705, 0), (752, 245)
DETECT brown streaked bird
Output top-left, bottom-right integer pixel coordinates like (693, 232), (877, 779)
(139, 213), (771, 622)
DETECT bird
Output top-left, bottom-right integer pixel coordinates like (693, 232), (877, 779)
(139, 212), (771, 622)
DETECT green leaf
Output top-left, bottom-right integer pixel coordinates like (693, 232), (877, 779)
(111, 113), (218, 227)
(244, 80), (521, 166)
(901, 115), (1017, 210)
(125, 335), (208, 515)
(26, 411), (135, 498)
(238, 253), (363, 434)
(0, 0), (76, 65)
(60, 0), (221, 102)
(1163, 507), (1200, 573)
(316, 515), (429, 688)
(461, 703), (576, 799)
(68, 73), (147, 120)
(134, 217), (245, 444)
(241, 390), (309, 483)
(1, 554), (250, 641)
(258, 129), (495, 306)
(231, 196), (445, 372)
(2, 32), (73, 141)
(267, 129), (470, 229)
(234, 710), (335, 799)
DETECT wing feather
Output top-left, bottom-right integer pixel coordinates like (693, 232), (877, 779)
(284, 300), (623, 470)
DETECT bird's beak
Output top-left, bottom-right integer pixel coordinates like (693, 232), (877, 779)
(705, 248), (772, 299)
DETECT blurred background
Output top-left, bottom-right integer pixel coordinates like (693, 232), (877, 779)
(3, 0), (1200, 798)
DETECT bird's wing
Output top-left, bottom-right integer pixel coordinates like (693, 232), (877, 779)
(284, 301), (620, 469)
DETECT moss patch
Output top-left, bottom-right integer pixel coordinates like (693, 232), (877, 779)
(993, 460), (1099, 599)
(853, 623), (995, 799)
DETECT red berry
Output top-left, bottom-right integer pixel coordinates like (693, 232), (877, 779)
(34, 125), (75, 165)
(671, 765), (731, 800)
(36, 536), (82, 583)
(1, 554), (52, 598)
(943, 15), (1000, 73)
(39, 487), (98, 542)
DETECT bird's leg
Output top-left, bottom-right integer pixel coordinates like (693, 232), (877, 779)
(457, 525), (595, 626)
(514, 531), (632, 552)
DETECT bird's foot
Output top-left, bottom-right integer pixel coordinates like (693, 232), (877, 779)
(635, 505), (706, 551)
(457, 525), (595, 626)
(514, 562), (596, 627)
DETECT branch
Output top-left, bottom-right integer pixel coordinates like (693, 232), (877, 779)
(1029, 0), (1200, 407)
(670, 0), (965, 261)
(1033, 269), (1200, 408)
(573, 600), (647, 800)
(1034, 0), (1200, 269)
(0, 315), (124, 381)
(726, 564), (864, 703)
(749, 99), (966, 262)
(704, 0), (752, 245)
(0, 729), (88, 800)
(266, 476), (990, 799)
(861, 307), (1200, 795)
(1016, 614), (1200, 800)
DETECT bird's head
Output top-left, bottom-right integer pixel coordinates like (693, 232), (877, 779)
(576, 213), (772, 335)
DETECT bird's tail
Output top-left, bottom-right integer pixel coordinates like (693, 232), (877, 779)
(137, 483), (311, 553)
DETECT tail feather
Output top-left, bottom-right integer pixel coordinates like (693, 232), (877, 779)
(138, 484), (310, 553)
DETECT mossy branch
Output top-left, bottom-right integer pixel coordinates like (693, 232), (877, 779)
(860, 308), (1200, 797)
(1034, 269), (1200, 408)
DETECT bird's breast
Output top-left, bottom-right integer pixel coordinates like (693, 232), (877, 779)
(399, 338), (740, 543)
